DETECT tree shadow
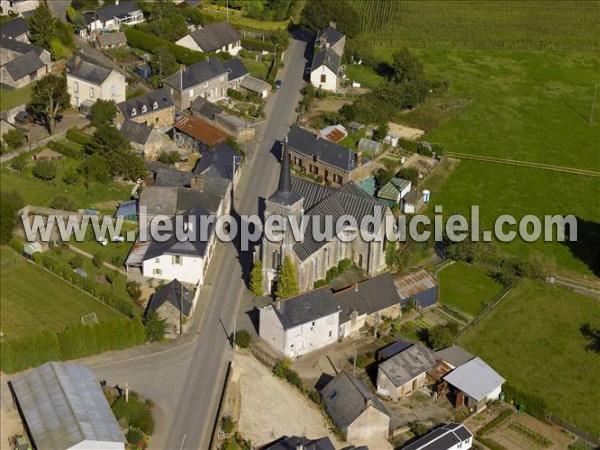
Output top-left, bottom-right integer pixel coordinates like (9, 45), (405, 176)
(580, 322), (600, 353)
(561, 216), (600, 277)
(314, 373), (334, 391)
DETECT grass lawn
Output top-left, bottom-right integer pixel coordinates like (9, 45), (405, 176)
(460, 280), (600, 435)
(0, 247), (123, 341)
(345, 64), (384, 89)
(438, 261), (504, 315)
(239, 56), (270, 81)
(0, 83), (35, 112)
(73, 222), (137, 267)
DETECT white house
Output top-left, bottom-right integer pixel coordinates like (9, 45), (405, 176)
(85, 0), (144, 33)
(176, 22), (241, 55)
(310, 47), (340, 92)
(401, 423), (473, 450)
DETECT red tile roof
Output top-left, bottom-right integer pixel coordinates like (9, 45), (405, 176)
(174, 115), (227, 146)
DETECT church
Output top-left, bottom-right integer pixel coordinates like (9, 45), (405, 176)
(259, 138), (394, 295)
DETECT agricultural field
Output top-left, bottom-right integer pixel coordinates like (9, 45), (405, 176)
(460, 280), (600, 435)
(438, 261), (504, 315)
(349, 1), (600, 51)
(0, 246), (123, 341)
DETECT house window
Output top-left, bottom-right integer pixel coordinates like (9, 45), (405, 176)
(111, 84), (116, 97)
(309, 165), (318, 175)
(131, 108), (137, 116)
(153, 268), (162, 275)
(204, 81), (208, 88)
(320, 74), (326, 83)
(333, 174), (342, 184)
(189, 88), (194, 98)
(329, 331), (332, 337)
(89, 86), (95, 99)
(154, 258), (160, 263)
(142, 105), (147, 113)
(311, 321), (316, 327)
(153, 101), (158, 110)
(326, 315), (333, 324)
(75, 96), (79, 106)
(219, 76), (224, 82)
(172, 255), (182, 265)
(73, 81), (79, 93)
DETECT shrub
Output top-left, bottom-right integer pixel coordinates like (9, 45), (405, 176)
(398, 138), (419, 153)
(125, 28), (205, 65)
(125, 428), (144, 445)
(227, 88), (245, 101)
(93, 252), (104, 268)
(69, 254), (84, 269)
(32, 159), (57, 181)
(234, 330), (251, 348)
(111, 393), (155, 435)
(50, 194), (76, 212)
(47, 141), (82, 159)
(221, 415), (235, 434)
(66, 127), (92, 145)
(156, 150), (181, 165)
(410, 422), (429, 437)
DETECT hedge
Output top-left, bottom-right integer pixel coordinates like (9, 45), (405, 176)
(399, 138), (419, 153)
(227, 88), (245, 101)
(125, 28), (206, 66)
(241, 36), (278, 53)
(477, 409), (514, 436)
(66, 128), (92, 146)
(47, 141), (82, 159)
(0, 318), (145, 373)
(502, 383), (548, 420)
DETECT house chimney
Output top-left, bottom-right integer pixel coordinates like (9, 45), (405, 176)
(365, 397), (373, 408)
(191, 175), (205, 190)
(354, 283), (358, 292)
(275, 300), (282, 310)
(74, 54), (82, 66)
(355, 151), (363, 166)
(329, 21), (336, 29)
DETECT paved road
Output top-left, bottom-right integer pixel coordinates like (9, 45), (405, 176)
(45, 0), (70, 22)
(91, 35), (309, 450)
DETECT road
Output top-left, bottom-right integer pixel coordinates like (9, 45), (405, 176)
(91, 35), (309, 449)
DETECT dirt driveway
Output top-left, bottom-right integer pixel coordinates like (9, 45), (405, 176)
(234, 352), (342, 447)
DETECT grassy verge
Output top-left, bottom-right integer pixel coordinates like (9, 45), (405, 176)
(460, 280), (600, 435)
(0, 83), (35, 111)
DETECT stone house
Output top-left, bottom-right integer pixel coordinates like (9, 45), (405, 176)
(119, 120), (163, 160)
(95, 31), (127, 49)
(376, 342), (437, 400)
(287, 125), (373, 186)
(117, 88), (175, 129)
(310, 24), (346, 92)
(0, 17), (29, 42)
(320, 372), (390, 445)
(193, 143), (242, 185)
(0, 38), (50, 67)
(163, 57), (228, 110)
(0, 49), (47, 88)
(191, 96), (255, 141)
(222, 57), (248, 90)
(146, 279), (194, 337)
(66, 53), (126, 108)
(315, 24), (346, 56)
(173, 115), (227, 152)
(176, 22), (242, 56)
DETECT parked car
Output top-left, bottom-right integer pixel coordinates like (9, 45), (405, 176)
(275, 79), (282, 89)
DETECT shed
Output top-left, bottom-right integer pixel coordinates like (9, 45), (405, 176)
(9, 362), (125, 450)
(95, 31), (127, 49)
(347, 121), (364, 134)
(115, 200), (137, 221)
(383, 133), (400, 147)
(358, 137), (382, 154)
(377, 177), (412, 206)
(393, 269), (438, 309)
(319, 124), (347, 143)
(23, 242), (42, 257)
(240, 75), (271, 98)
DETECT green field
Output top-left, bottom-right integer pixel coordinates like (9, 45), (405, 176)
(438, 261), (504, 315)
(349, 1), (600, 51)
(461, 280), (600, 434)
(0, 83), (35, 112)
(0, 247), (122, 341)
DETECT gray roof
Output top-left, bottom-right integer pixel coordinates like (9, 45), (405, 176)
(0, 37), (45, 57)
(378, 340), (414, 360)
(271, 287), (339, 330)
(223, 58), (248, 82)
(262, 436), (335, 450)
(240, 75), (271, 93)
(3, 50), (44, 81)
(316, 25), (345, 48)
(320, 372), (389, 429)
(287, 125), (368, 173)
(146, 162), (194, 188)
(10, 362), (125, 449)
(379, 343), (436, 387)
(311, 48), (341, 74)
(0, 17), (28, 40)
(268, 138), (301, 206)
(147, 279), (193, 316)
(434, 346), (474, 368)
(118, 88), (174, 120)
(190, 96), (223, 120)
(188, 22), (240, 52)
(163, 57), (227, 91)
(66, 53), (114, 85)
(358, 137), (381, 153)
(119, 120), (153, 145)
(443, 357), (505, 401)
(402, 423), (472, 450)
(334, 273), (402, 320)
(193, 143), (238, 180)
(95, 1), (141, 22)
(96, 31), (127, 47)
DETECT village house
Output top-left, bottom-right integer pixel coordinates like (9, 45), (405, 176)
(95, 31), (127, 50)
(320, 372), (391, 447)
(119, 120), (163, 160)
(222, 57), (248, 90)
(117, 88), (175, 128)
(84, 0), (144, 34)
(315, 24), (346, 56)
(259, 139), (391, 294)
(0, 17), (29, 42)
(163, 57), (228, 110)
(261, 436), (335, 450)
(240, 75), (272, 99)
(287, 125), (372, 185)
(66, 53), (126, 108)
(146, 279), (195, 337)
(310, 23), (346, 92)
(376, 342), (437, 399)
(393, 269), (439, 310)
(0, 38), (50, 88)
(259, 274), (402, 357)
(176, 22), (242, 55)
(173, 115), (227, 152)
(193, 143), (242, 185)
(0, 0), (39, 17)
(10, 362), (125, 450)
(401, 423), (473, 450)
(190, 96), (255, 141)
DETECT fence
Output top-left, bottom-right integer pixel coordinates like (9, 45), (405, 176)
(547, 414), (600, 446)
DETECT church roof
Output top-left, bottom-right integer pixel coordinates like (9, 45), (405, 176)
(268, 139), (302, 206)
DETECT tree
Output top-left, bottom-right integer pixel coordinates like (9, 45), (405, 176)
(2, 129), (24, 150)
(0, 191), (24, 244)
(345, 35), (374, 64)
(126, 281), (142, 303)
(71, 0), (100, 10)
(398, 167), (420, 184)
(32, 159), (57, 181)
(373, 122), (389, 141)
(90, 100), (118, 127)
(157, 150), (181, 165)
(301, 0), (360, 37)
(62, 167), (80, 185)
(221, 415), (235, 434)
(79, 153), (111, 184)
(275, 256), (299, 299)
(28, 74), (71, 134)
(69, 254), (84, 269)
(391, 48), (424, 84)
(249, 260), (263, 296)
(233, 330), (251, 349)
(426, 322), (459, 350)
(580, 322), (600, 353)
(93, 252), (104, 268)
(150, 45), (179, 78)
(144, 311), (166, 342)
(50, 194), (75, 211)
(28, 4), (56, 50)
(10, 153), (29, 175)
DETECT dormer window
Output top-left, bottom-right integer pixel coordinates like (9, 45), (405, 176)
(141, 105), (147, 113)
(153, 101), (158, 110)
(131, 108), (137, 116)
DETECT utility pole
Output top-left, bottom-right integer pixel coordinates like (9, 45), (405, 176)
(353, 345), (357, 376)
(590, 83), (599, 124)
(232, 314), (237, 349)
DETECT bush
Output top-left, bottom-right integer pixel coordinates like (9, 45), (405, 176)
(69, 254), (84, 269)
(125, 28), (206, 65)
(227, 88), (245, 101)
(66, 127), (92, 145)
(93, 252), (104, 268)
(50, 194), (76, 212)
(234, 330), (251, 348)
(156, 150), (181, 165)
(125, 428), (144, 445)
(32, 160), (57, 181)
(398, 138), (419, 153)
(221, 415), (235, 434)
(111, 392), (155, 435)
(410, 422), (429, 437)
(426, 322), (460, 350)
(47, 141), (82, 159)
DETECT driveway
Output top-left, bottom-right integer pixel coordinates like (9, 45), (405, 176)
(45, 0), (70, 21)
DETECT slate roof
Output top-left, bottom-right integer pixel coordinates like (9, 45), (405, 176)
(188, 22), (241, 52)
(261, 436), (335, 450)
(402, 423), (472, 450)
(443, 357), (505, 401)
(118, 88), (174, 120)
(289, 177), (333, 210)
(434, 346), (474, 369)
(240, 75), (271, 93)
(193, 143), (238, 180)
(271, 287), (339, 330)
(66, 53), (114, 85)
(287, 124), (367, 173)
(3, 51), (44, 81)
(0, 17), (28, 40)
(379, 342), (437, 388)
(163, 57), (226, 91)
(147, 279), (193, 316)
(190, 96), (223, 120)
(119, 120), (153, 145)
(377, 340), (414, 360)
(268, 139), (301, 206)
(334, 273), (402, 320)
(95, 1), (141, 22)
(222, 58), (248, 82)
(316, 25), (345, 47)
(174, 115), (227, 146)
(96, 31), (127, 47)
(320, 372), (389, 430)
(0, 37), (45, 56)
(311, 48), (341, 74)
(10, 362), (125, 449)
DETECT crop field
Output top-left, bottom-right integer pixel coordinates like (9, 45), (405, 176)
(0, 247), (122, 341)
(349, 1), (600, 51)
(460, 280), (600, 435)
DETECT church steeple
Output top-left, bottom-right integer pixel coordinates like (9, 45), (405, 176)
(268, 137), (301, 206)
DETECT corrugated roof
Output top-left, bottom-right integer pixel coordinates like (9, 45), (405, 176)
(443, 357), (505, 401)
(174, 115), (227, 146)
(379, 342), (436, 387)
(393, 269), (437, 300)
(10, 362), (125, 449)
(378, 177), (411, 201)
